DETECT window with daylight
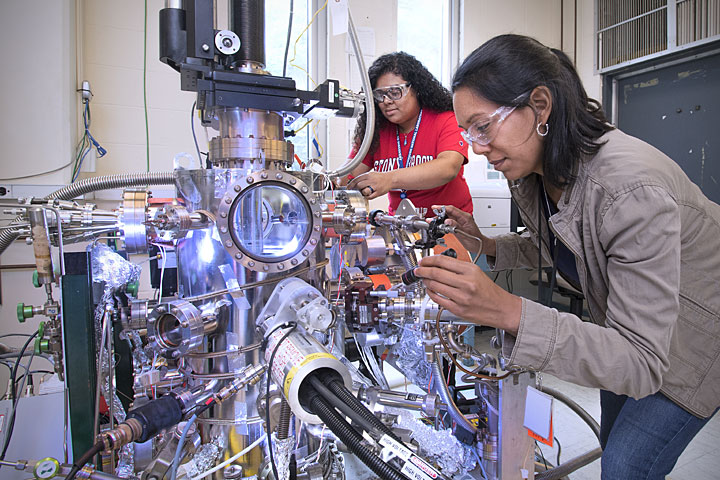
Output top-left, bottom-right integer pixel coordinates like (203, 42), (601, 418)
(265, 0), (322, 163)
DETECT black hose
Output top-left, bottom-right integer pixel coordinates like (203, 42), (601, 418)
(308, 394), (409, 480)
(540, 386), (600, 440)
(308, 376), (380, 437)
(326, 379), (400, 441)
(535, 447), (602, 480)
(65, 441), (104, 480)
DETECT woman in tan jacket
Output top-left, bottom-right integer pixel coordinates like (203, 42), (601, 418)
(416, 34), (720, 479)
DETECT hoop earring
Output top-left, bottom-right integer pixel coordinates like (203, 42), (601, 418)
(536, 122), (549, 137)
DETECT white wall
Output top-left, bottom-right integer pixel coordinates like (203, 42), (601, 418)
(460, 0), (601, 103)
(0, 0), (78, 398)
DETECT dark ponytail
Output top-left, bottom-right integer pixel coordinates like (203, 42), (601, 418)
(452, 34), (613, 187)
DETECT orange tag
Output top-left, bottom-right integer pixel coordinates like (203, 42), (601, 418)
(528, 412), (554, 447)
(523, 386), (554, 447)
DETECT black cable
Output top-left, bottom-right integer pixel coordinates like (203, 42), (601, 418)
(265, 322), (297, 480)
(536, 440), (548, 471)
(308, 376), (380, 437)
(326, 379), (401, 441)
(282, 0), (294, 77)
(308, 394), (409, 480)
(0, 331), (38, 462)
(65, 440), (104, 480)
(555, 436), (562, 466)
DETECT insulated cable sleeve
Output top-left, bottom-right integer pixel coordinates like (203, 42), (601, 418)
(308, 375), (380, 437)
(539, 386), (600, 440)
(326, 379), (401, 441)
(308, 394), (409, 480)
(65, 440), (104, 480)
(534, 447), (602, 480)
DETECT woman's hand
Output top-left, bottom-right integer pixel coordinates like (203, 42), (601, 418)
(348, 171), (395, 199)
(431, 204), (495, 257)
(415, 254), (521, 335)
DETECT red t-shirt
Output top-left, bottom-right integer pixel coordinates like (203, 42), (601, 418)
(361, 110), (473, 218)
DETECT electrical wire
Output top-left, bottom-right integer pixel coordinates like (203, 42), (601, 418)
(265, 322), (298, 480)
(0, 159), (75, 182)
(72, 100), (107, 182)
(536, 440), (549, 471)
(435, 308), (512, 381)
(0, 331), (38, 463)
(472, 448), (490, 480)
(169, 413), (198, 480)
(282, 0), (295, 77)
(191, 101), (205, 167)
(287, 0), (328, 86)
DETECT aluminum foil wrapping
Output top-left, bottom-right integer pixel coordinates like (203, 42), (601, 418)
(181, 441), (222, 478)
(394, 410), (477, 476)
(273, 434), (295, 480)
(91, 243), (141, 290)
(390, 325), (432, 387)
(115, 444), (137, 479)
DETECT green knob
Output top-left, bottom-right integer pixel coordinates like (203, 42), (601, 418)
(32, 270), (41, 288)
(35, 338), (50, 355)
(126, 280), (139, 297)
(17, 303), (34, 323)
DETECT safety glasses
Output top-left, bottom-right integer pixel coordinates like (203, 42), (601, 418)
(372, 83), (411, 103)
(460, 91), (531, 146)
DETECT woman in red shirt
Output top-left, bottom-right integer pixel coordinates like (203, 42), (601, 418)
(347, 52), (473, 218)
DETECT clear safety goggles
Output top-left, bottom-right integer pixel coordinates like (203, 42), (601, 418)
(372, 83), (411, 103)
(460, 92), (531, 146)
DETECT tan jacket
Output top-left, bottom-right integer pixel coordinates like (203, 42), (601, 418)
(491, 129), (720, 418)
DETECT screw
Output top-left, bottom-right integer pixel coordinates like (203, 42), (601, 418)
(261, 172), (268, 179)
(276, 173), (283, 180)
(234, 185), (241, 192)
(247, 177), (254, 184)
(202, 44), (210, 52)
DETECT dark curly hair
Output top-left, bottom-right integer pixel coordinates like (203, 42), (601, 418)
(452, 34), (613, 188)
(352, 52), (453, 155)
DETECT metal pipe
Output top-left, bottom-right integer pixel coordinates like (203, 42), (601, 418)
(430, 353), (477, 435)
(327, 10), (374, 178)
(0, 172), (176, 256)
(540, 386), (600, 440)
(535, 447), (602, 480)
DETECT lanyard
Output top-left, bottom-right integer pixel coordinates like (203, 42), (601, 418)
(395, 109), (423, 199)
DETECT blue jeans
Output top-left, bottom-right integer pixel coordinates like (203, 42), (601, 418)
(600, 389), (716, 479)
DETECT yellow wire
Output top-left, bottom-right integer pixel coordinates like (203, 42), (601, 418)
(293, 119), (313, 134)
(312, 120), (324, 157)
(288, 0), (329, 87)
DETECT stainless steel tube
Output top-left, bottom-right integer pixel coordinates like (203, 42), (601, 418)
(0, 171), (176, 256)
